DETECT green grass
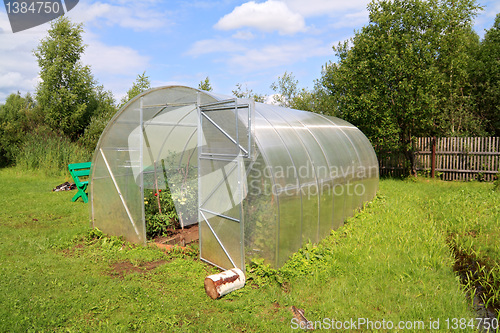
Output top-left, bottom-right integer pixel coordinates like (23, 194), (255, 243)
(0, 168), (498, 332)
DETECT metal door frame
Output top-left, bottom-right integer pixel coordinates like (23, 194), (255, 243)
(197, 96), (253, 270)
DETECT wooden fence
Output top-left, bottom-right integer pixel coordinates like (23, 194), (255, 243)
(379, 137), (500, 181)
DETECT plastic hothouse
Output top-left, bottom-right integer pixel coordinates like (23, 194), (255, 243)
(90, 86), (379, 270)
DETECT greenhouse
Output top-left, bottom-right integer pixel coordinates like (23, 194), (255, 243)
(89, 85), (379, 270)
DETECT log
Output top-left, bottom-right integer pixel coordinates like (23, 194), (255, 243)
(204, 268), (245, 299)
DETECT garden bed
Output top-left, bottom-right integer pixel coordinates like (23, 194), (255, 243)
(152, 224), (199, 247)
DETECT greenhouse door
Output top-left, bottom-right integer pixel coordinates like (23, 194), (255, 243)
(198, 99), (253, 270)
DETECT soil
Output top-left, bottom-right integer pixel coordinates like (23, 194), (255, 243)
(153, 224), (199, 247)
(109, 260), (166, 279)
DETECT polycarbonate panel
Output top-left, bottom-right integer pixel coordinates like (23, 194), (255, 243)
(278, 108), (333, 241)
(201, 113), (240, 156)
(198, 100), (246, 270)
(200, 218), (233, 269)
(260, 106), (319, 247)
(244, 153), (277, 266)
(325, 116), (378, 210)
(91, 85), (378, 271)
(200, 212), (242, 269)
(290, 113), (351, 228)
(199, 159), (241, 220)
(253, 110), (301, 265)
(315, 114), (360, 220)
(91, 105), (145, 243)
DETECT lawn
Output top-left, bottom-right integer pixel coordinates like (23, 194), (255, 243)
(0, 168), (498, 332)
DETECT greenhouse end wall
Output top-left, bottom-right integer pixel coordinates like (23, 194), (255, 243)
(90, 86), (378, 271)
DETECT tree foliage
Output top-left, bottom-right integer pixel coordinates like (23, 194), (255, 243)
(270, 71), (299, 108)
(119, 71), (151, 108)
(79, 86), (117, 152)
(319, 0), (483, 174)
(471, 13), (500, 136)
(232, 83), (266, 102)
(198, 76), (213, 91)
(0, 93), (36, 166)
(34, 17), (97, 140)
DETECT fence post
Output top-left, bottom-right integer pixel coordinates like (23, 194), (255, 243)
(431, 136), (436, 178)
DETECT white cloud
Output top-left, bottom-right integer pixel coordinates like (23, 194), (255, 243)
(0, 15), (48, 100)
(331, 9), (369, 29)
(186, 38), (248, 57)
(284, 0), (370, 17)
(67, 1), (170, 31)
(82, 39), (150, 75)
(0, 72), (38, 89)
(228, 39), (332, 72)
(232, 31), (255, 40)
(214, 0), (306, 35)
(474, 1), (500, 37)
(0, 1), (159, 103)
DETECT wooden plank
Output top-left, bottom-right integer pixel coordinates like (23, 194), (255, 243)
(434, 169), (499, 174)
(466, 137), (470, 181)
(480, 137), (484, 179)
(490, 137), (493, 181)
(444, 137), (447, 180)
(494, 137), (497, 179)
(454, 137), (458, 181)
(379, 137), (499, 180)
(448, 137), (451, 180)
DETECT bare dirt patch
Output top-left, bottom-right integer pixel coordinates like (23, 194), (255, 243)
(153, 224), (199, 247)
(109, 260), (166, 279)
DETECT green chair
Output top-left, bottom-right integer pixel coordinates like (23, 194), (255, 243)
(68, 162), (91, 203)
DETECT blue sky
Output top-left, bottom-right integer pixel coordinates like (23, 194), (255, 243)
(0, 0), (499, 104)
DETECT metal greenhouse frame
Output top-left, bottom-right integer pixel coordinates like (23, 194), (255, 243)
(89, 85), (379, 270)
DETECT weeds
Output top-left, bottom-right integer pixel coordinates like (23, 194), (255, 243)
(15, 126), (90, 175)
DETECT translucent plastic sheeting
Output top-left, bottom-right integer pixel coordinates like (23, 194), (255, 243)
(90, 85), (378, 270)
(198, 99), (253, 270)
(91, 87), (218, 243)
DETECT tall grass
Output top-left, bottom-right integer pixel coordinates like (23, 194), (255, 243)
(15, 127), (91, 176)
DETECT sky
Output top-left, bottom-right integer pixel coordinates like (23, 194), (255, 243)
(0, 0), (499, 104)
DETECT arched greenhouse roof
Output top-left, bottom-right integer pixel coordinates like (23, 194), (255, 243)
(90, 85), (378, 270)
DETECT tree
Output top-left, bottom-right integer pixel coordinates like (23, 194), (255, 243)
(79, 86), (117, 152)
(471, 13), (500, 136)
(119, 71), (151, 108)
(198, 76), (213, 91)
(269, 72), (326, 111)
(0, 92), (35, 166)
(270, 71), (299, 108)
(34, 17), (96, 140)
(433, 1), (483, 136)
(319, 0), (483, 175)
(232, 83), (266, 102)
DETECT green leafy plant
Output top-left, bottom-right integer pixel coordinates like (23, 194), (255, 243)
(144, 152), (198, 238)
(144, 187), (178, 238)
